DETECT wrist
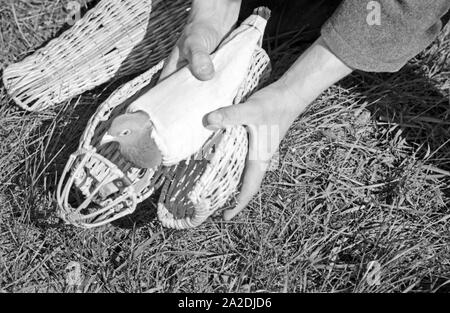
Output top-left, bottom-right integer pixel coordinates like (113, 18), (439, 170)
(275, 37), (353, 115)
(272, 77), (309, 116)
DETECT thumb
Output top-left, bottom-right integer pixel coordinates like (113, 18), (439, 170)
(183, 36), (215, 81)
(205, 101), (260, 130)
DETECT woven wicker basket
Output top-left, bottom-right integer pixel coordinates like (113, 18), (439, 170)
(2, 0), (189, 111)
(57, 48), (270, 229)
(5, 0), (271, 229)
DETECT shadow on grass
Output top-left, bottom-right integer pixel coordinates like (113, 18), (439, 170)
(341, 63), (450, 172)
(265, 20), (449, 191)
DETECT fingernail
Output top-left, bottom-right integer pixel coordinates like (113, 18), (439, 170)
(197, 64), (214, 80)
(198, 63), (212, 74)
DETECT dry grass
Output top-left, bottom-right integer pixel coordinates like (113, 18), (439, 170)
(0, 0), (449, 293)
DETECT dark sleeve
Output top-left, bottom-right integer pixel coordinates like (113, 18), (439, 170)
(321, 0), (450, 72)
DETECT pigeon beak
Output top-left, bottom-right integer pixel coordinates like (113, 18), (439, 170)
(100, 133), (116, 146)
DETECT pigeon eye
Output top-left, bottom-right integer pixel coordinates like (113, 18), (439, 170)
(120, 129), (131, 136)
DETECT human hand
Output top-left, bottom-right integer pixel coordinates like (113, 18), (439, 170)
(205, 83), (300, 221)
(160, 0), (241, 81)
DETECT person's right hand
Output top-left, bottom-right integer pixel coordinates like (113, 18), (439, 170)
(160, 0), (241, 81)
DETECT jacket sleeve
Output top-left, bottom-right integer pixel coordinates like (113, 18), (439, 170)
(321, 0), (450, 72)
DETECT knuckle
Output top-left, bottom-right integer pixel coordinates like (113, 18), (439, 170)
(183, 23), (219, 53)
(182, 35), (199, 54)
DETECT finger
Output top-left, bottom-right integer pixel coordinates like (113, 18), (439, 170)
(159, 47), (182, 81)
(223, 133), (269, 221)
(205, 100), (261, 130)
(183, 36), (215, 81)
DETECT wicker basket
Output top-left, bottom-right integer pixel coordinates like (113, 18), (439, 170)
(5, 0), (271, 229)
(57, 48), (270, 229)
(2, 0), (190, 111)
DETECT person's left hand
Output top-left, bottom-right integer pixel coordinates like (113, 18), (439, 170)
(205, 82), (300, 220)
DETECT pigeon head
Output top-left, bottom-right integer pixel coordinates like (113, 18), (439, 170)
(103, 111), (148, 144)
(100, 111), (162, 169)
